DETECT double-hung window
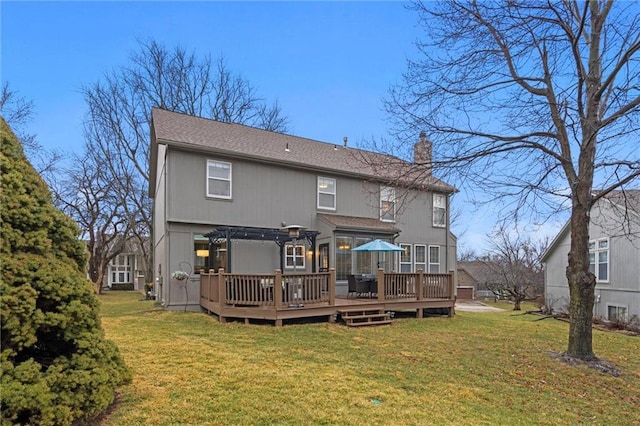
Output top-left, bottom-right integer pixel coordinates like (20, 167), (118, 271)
(400, 244), (412, 272)
(317, 177), (336, 210)
(207, 160), (232, 199)
(588, 238), (609, 282)
(433, 193), (446, 227)
(414, 244), (427, 272)
(285, 244), (305, 269)
(428, 245), (441, 273)
(380, 186), (396, 222)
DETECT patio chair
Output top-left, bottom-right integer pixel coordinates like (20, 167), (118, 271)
(347, 274), (358, 298)
(356, 277), (371, 298)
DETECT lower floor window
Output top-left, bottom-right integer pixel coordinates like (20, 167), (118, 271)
(429, 246), (440, 273)
(285, 244), (305, 269)
(110, 254), (132, 284)
(607, 305), (627, 321)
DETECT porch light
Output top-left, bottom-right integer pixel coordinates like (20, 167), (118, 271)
(196, 249), (209, 257)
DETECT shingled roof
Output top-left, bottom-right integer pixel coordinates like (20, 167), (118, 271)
(317, 213), (400, 234)
(150, 108), (455, 196)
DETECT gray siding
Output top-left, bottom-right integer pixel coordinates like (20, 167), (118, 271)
(544, 198), (640, 319)
(158, 146), (456, 308)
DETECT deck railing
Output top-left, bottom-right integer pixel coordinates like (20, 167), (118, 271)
(200, 269), (336, 308)
(201, 268), (454, 310)
(376, 269), (454, 301)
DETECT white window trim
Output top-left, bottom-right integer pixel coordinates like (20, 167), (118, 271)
(433, 193), (446, 228)
(380, 186), (396, 223)
(285, 244), (306, 269)
(414, 244), (427, 273)
(589, 237), (609, 283)
(109, 254), (132, 285)
(428, 245), (441, 273)
(206, 159), (232, 199)
(606, 304), (627, 321)
(317, 176), (336, 211)
(400, 243), (412, 272)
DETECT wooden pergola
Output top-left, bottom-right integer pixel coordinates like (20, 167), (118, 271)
(204, 225), (321, 273)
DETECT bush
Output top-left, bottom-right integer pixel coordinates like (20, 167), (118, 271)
(110, 283), (135, 291)
(0, 119), (131, 425)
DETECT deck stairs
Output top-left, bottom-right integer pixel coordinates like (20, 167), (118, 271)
(338, 308), (393, 327)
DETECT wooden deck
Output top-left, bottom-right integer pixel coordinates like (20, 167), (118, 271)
(200, 268), (455, 326)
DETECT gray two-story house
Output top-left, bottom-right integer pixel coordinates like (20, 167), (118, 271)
(542, 191), (640, 321)
(150, 108), (457, 311)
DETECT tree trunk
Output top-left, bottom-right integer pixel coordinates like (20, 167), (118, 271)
(565, 202), (597, 360)
(513, 298), (522, 311)
(95, 273), (104, 295)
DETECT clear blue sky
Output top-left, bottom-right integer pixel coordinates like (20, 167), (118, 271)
(1, 1), (562, 252)
(2, 1), (419, 150)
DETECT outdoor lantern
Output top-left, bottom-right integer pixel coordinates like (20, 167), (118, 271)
(282, 224), (306, 238)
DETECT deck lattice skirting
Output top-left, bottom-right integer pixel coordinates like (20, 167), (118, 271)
(200, 268), (456, 326)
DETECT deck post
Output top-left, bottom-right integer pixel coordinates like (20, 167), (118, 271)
(416, 269), (424, 301)
(376, 268), (385, 302)
(217, 268), (226, 323)
(448, 270), (456, 300)
(218, 268), (225, 305)
(274, 269), (283, 310)
(208, 269), (215, 302)
(328, 268), (336, 306)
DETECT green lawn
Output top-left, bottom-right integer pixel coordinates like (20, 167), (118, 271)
(98, 292), (640, 425)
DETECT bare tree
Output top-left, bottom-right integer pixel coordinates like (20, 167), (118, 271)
(0, 82), (62, 180)
(81, 39), (289, 282)
(379, 1), (639, 360)
(54, 147), (129, 294)
(482, 226), (547, 310)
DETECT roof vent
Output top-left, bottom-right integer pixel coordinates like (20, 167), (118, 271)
(285, 142), (290, 152)
(343, 136), (348, 147)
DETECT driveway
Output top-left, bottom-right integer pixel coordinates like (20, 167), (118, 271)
(455, 300), (505, 312)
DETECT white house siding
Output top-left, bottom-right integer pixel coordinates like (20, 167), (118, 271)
(544, 197), (640, 320)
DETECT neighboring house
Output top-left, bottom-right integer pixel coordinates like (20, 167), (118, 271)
(542, 190), (640, 321)
(103, 237), (148, 291)
(457, 261), (492, 299)
(457, 260), (544, 300)
(149, 108), (457, 311)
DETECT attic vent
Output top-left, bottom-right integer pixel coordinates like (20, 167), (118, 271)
(285, 143), (290, 152)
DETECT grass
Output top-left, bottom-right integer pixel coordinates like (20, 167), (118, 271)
(98, 292), (640, 425)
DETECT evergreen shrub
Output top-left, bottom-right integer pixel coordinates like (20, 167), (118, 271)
(0, 119), (131, 425)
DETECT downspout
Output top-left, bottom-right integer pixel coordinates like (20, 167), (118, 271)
(226, 230), (232, 272)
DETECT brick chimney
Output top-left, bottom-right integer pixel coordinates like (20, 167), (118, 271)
(413, 131), (432, 174)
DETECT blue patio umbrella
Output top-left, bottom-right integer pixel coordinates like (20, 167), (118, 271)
(352, 239), (404, 270)
(351, 239), (404, 252)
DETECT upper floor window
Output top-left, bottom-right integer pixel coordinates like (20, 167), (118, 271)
(433, 193), (446, 227)
(589, 238), (609, 282)
(380, 186), (396, 222)
(317, 177), (336, 210)
(207, 160), (232, 199)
